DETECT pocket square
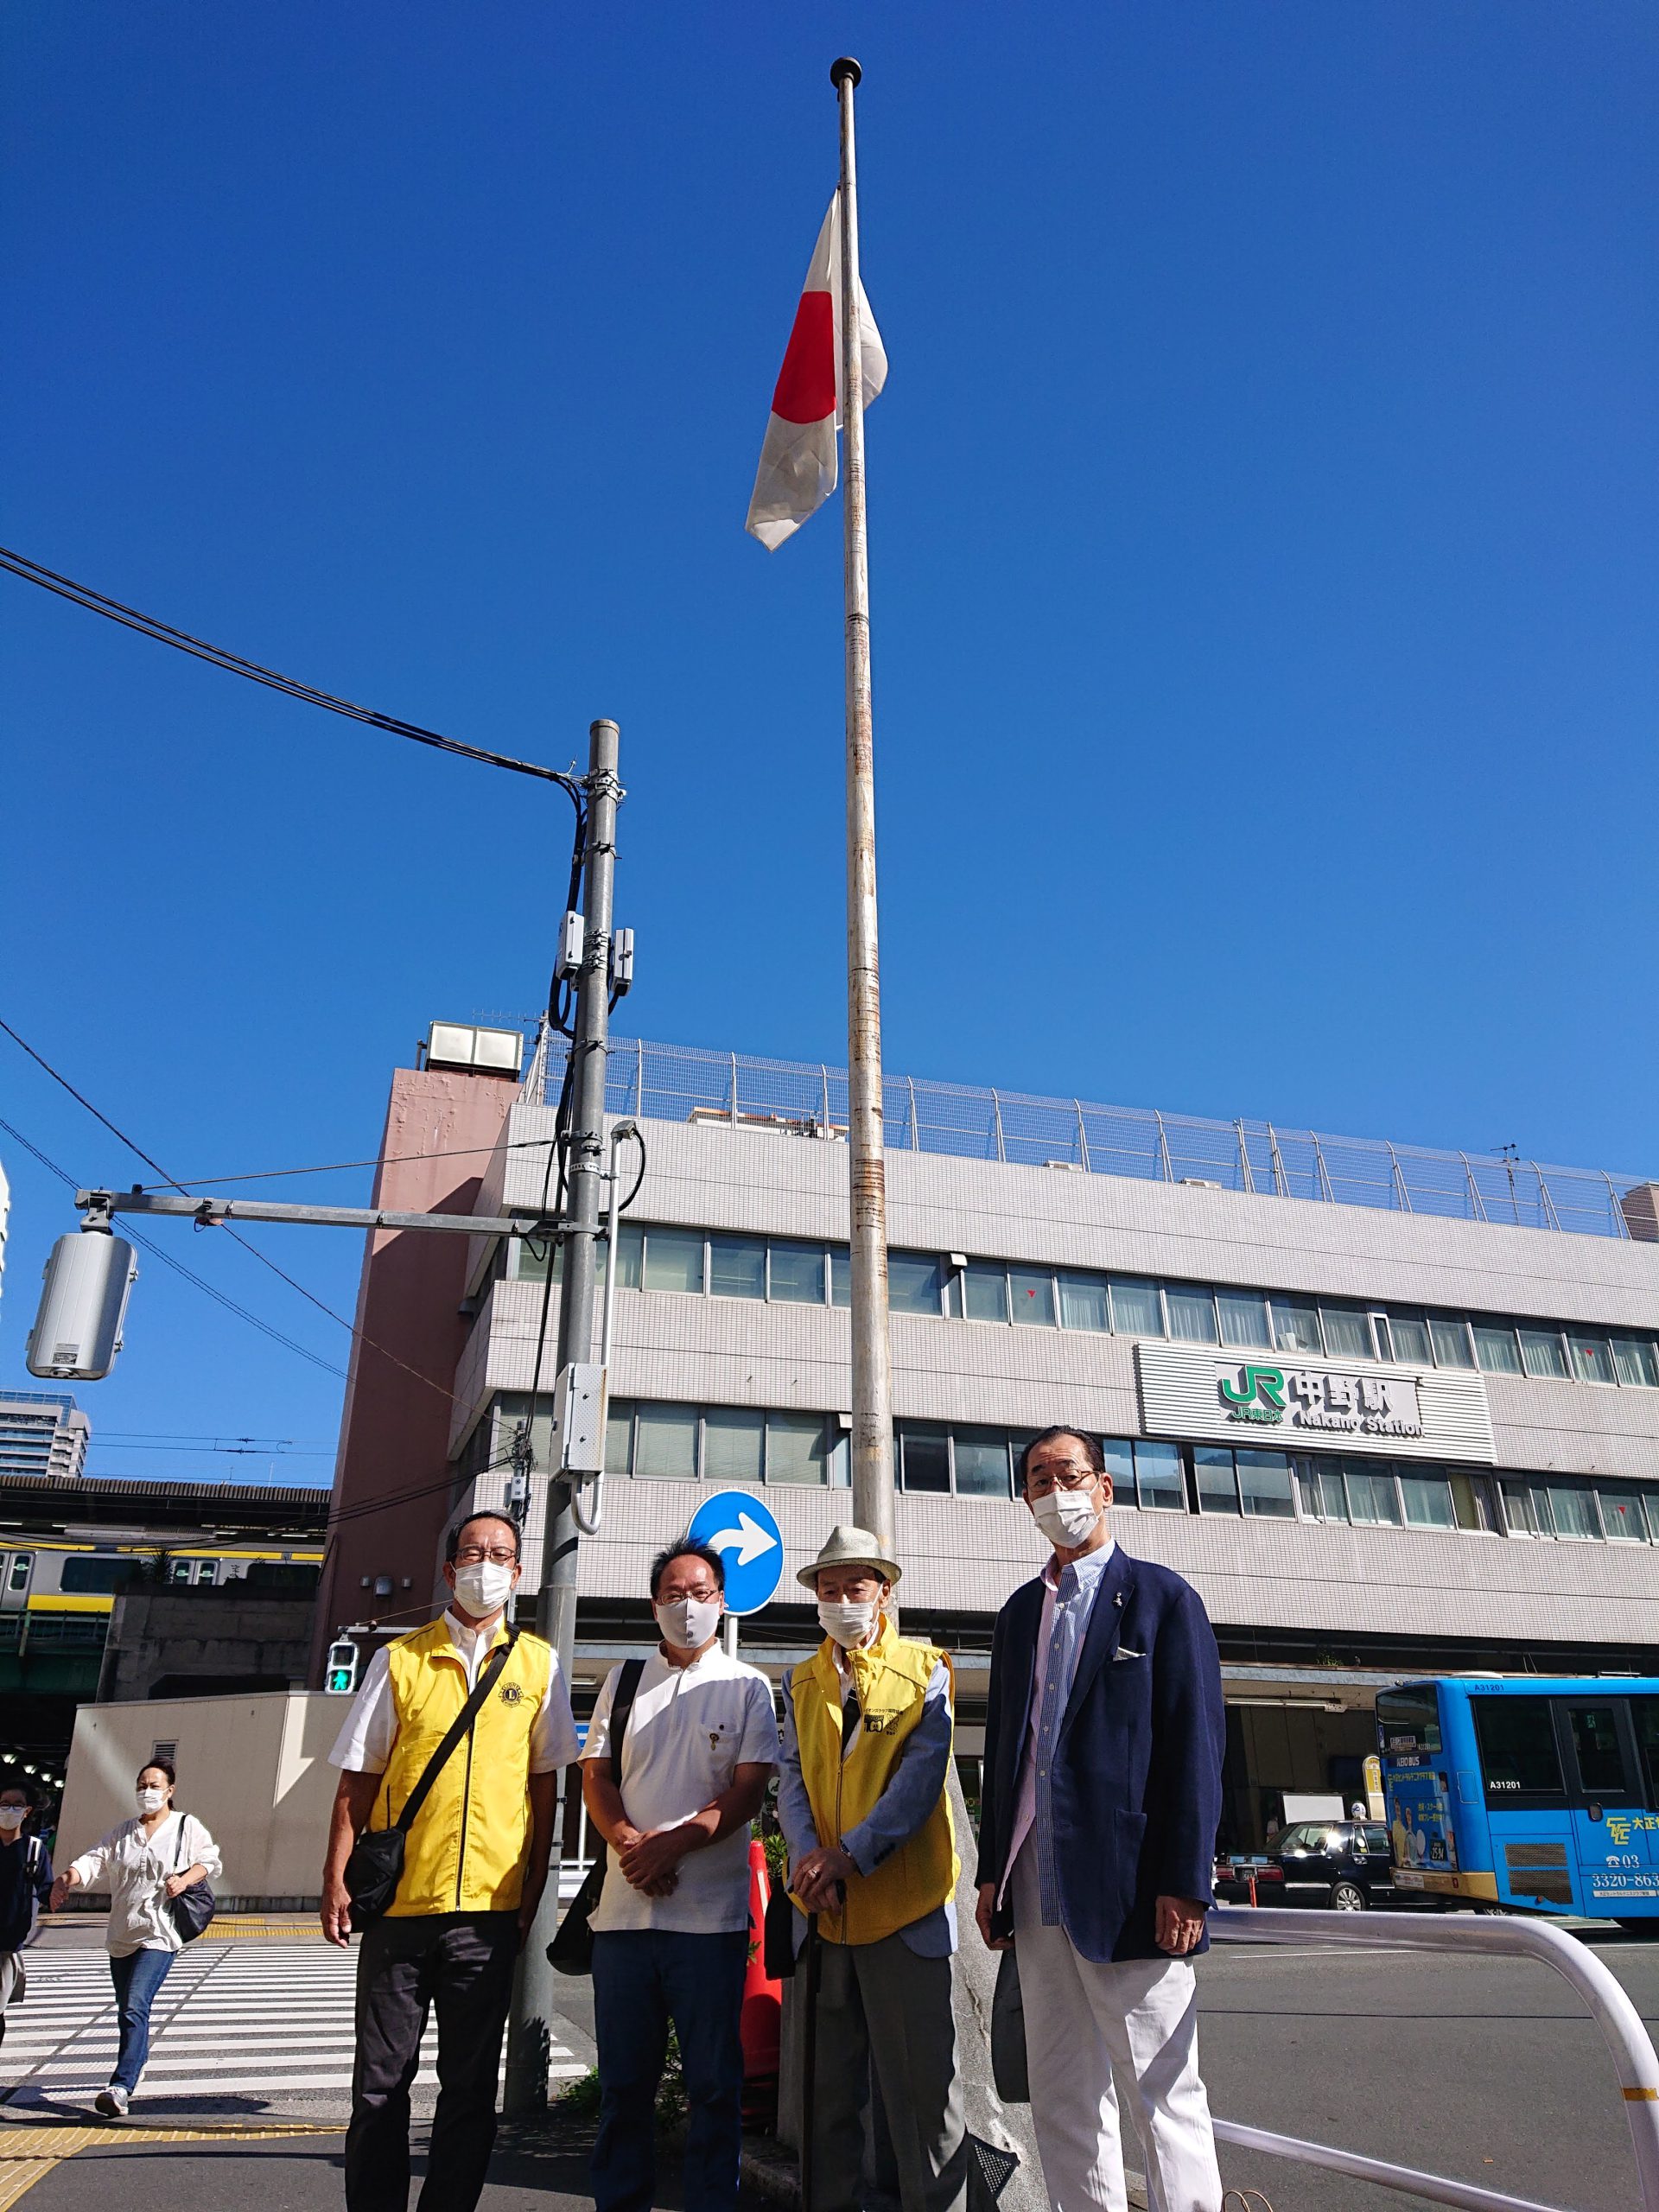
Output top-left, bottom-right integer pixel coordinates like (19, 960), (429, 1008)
(1113, 1648), (1144, 1662)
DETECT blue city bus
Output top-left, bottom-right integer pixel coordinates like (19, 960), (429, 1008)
(1376, 1678), (1659, 1923)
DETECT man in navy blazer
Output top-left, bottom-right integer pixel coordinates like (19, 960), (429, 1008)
(975, 1427), (1225, 2212)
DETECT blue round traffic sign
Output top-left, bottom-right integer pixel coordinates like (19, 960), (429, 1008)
(684, 1490), (785, 1618)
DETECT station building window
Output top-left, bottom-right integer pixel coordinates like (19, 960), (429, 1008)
(499, 1382), (1654, 1549)
(499, 1228), (1659, 1408)
(604, 1398), (849, 1487)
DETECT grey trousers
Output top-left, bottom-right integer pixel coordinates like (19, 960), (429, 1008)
(808, 1934), (967, 2212)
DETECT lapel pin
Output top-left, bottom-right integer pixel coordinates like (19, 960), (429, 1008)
(1114, 1592), (1124, 1607)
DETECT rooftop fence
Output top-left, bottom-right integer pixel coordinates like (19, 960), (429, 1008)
(536, 1035), (1654, 1243)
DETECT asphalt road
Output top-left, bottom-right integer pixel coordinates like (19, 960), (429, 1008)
(16, 1917), (1659, 2209)
(1197, 1927), (1659, 2211)
(15, 2122), (631, 2212)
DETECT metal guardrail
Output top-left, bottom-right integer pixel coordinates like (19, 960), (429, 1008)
(1208, 1905), (1659, 2211)
(536, 1035), (1655, 1243)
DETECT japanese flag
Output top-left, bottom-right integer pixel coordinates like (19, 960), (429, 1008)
(745, 196), (887, 550)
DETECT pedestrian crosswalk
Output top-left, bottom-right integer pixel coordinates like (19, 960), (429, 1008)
(1, 1939), (588, 2110)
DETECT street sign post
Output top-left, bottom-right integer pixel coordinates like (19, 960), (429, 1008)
(685, 1491), (785, 1618)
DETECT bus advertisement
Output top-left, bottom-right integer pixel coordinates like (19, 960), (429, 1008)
(1376, 1678), (1659, 1923)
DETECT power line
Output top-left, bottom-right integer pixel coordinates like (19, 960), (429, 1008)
(89, 1433), (336, 1451)
(130, 1137), (552, 1194)
(0, 543), (585, 811)
(0, 1029), (456, 1402)
(96, 1429), (328, 1446)
(0, 1112), (348, 1378)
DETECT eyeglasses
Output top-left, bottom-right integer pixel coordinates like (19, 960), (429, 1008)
(1025, 1464), (1099, 1498)
(661, 1585), (721, 1605)
(454, 1545), (518, 1567)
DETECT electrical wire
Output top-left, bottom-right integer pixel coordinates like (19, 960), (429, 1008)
(89, 1440), (333, 1456)
(320, 1438), (530, 1536)
(0, 1024), (455, 1402)
(0, 543), (585, 809)
(0, 542), (593, 1051)
(130, 1137), (550, 1193)
(616, 1121), (648, 1212)
(0, 1112), (348, 1378)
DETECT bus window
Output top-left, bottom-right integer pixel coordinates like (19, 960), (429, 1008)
(1376, 1687), (1441, 1758)
(1564, 1704), (1637, 1802)
(1632, 1701), (1659, 1805)
(1471, 1697), (1565, 1807)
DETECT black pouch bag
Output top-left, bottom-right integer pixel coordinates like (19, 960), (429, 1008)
(167, 1815), (218, 1944)
(763, 1878), (798, 1981)
(344, 1627), (520, 1923)
(548, 1657), (645, 1976)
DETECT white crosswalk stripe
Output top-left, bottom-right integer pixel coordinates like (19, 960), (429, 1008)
(2, 1941), (587, 2107)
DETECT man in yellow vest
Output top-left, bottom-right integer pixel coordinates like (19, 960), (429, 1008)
(321, 1510), (578, 2212)
(779, 1526), (967, 2212)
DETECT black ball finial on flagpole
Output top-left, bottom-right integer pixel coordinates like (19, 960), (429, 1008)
(830, 56), (861, 89)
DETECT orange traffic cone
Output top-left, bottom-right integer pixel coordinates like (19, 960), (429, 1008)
(741, 1837), (783, 2123)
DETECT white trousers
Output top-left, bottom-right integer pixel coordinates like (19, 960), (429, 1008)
(1012, 1847), (1222, 2212)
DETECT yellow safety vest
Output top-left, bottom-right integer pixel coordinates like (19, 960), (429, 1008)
(372, 1617), (553, 1916)
(787, 1619), (958, 1946)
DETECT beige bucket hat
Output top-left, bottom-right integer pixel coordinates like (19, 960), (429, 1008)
(797, 1522), (903, 1591)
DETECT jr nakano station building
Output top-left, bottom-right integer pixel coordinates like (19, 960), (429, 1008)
(316, 1029), (1659, 1850)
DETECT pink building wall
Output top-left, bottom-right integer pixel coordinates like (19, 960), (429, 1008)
(308, 1063), (515, 1679)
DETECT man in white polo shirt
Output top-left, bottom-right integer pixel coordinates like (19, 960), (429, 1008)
(582, 1540), (778, 2212)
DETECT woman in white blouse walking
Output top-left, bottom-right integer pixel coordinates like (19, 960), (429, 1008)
(48, 1756), (220, 2115)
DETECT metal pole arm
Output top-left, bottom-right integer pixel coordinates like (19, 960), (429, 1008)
(75, 1188), (560, 1240)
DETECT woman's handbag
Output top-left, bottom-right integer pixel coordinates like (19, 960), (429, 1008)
(547, 1658), (645, 1976)
(344, 1627), (520, 1924)
(167, 1818), (218, 1944)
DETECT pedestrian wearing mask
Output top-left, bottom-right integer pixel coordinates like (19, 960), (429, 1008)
(582, 1541), (778, 2212)
(48, 1758), (219, 2116)
(975, 1428), (1226, 2212)
(321, 1509), (578, 2212)
(778, 1526), (967, 2212)
(0, 1783), (53, 2057)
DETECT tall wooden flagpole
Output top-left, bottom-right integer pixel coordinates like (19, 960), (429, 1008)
(831, 56), (895, 1562)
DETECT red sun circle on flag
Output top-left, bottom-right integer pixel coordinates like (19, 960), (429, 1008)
(770, 293), (836, 424)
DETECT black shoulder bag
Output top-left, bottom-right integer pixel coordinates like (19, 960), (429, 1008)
(547, 1656), (645, 1976)
(344, 1626), (520, 1924)
(168, 1815), (218, 1943)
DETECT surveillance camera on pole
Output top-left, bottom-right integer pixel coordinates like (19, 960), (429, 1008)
(26, 1206), (138, 1382)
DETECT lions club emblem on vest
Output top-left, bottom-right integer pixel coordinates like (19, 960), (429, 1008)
(499, 1682), (524, 1706)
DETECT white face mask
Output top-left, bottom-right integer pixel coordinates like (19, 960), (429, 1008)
(1031, 1486), (1103, 1549)
(654, 1594), (721, 1651)
(451, 1560), (516, 1617)
(817, 1599), (878, 1648)
(136, 1787), (169, 1815)
(0, 1806), (26, 1832)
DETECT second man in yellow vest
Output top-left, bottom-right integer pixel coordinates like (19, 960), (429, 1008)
(779, 1525), (967, 2212)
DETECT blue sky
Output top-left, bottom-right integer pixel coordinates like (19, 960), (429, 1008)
(2, 3), (1654, 1485)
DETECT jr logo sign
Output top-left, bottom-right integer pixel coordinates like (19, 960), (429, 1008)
(1218, 1365), (1286, 1422)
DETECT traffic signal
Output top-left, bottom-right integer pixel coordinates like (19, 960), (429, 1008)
(324, 1639), (359, 1695)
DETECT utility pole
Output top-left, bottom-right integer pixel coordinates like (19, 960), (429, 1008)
(832, 57), (897, 1565)
(504, 715), (622, 2116)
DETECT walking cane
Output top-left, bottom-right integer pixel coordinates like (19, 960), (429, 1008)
(799, 1910), (821, 2212)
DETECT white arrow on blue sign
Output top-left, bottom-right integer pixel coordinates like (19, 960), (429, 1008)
(685, 1490), (785, 1618)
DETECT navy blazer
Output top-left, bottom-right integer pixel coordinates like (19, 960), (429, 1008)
(976, 1544), (1225, 1963)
